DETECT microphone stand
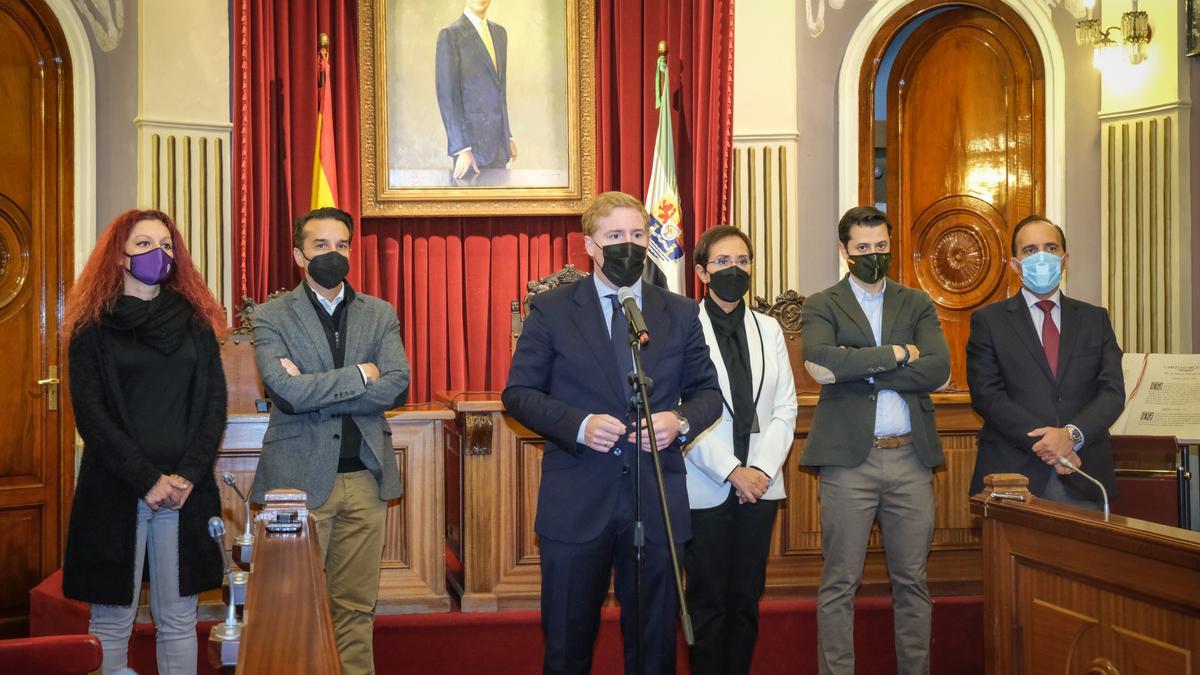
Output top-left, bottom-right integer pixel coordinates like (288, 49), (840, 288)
(1058, 456), (1110, 520)
(625, 318), (693, 675)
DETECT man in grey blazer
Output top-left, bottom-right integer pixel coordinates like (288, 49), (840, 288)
(250, 207), (409, 675)
(801, 206), (950, 675)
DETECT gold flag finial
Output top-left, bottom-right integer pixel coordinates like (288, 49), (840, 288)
(657, 40), (668, 57)
(319, 32), (330, 50)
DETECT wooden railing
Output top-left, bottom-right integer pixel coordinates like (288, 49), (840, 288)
(236, 510), (341, 674)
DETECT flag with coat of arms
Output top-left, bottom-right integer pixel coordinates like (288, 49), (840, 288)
(645, 49), (685, 294)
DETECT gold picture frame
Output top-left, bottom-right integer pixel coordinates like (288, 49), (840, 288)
(358, 0), (597, 217)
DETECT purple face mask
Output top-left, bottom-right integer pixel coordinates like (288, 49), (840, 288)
(127, 247), (174, 285)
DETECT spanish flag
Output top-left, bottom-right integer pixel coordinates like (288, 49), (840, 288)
(311, 33), (338, 209)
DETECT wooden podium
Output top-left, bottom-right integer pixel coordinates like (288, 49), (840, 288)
(971, 474), (1200, 674)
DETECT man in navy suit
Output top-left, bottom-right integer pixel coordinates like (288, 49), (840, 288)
(967, 215), (1125, 508)
(503, 191), (723, 675)
(435, 0), (515, 180)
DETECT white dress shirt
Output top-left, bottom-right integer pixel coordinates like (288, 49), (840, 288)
(1021, 287), (1062, 341)
(848, 278), (912, 437)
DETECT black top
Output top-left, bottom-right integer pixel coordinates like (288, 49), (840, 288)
(704, 296), (754, 465)
(101, 291), (197, 473)
(64, 296), (227, 606)
(301, 282), (366, 473)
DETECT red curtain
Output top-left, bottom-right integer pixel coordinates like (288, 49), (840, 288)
(232, 0), (735, 402)
(597, 0), (735, 292)
(232, 0), (363, 301)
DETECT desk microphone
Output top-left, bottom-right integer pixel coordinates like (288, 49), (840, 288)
(222, 473), (254, 546)
(617, 287), (650, 346)
(1057, 456), (1110, 520)
(207, 517), (242, 638)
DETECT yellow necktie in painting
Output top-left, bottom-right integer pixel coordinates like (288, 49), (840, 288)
(480, 19), (497, 71)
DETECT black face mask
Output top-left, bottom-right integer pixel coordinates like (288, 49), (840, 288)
(304, 251), (350, 289)
(597, 242), (647, 288)
(848, 252), (891, 284)
(707, 266), (750, 303)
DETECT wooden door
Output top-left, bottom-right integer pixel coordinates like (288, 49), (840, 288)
(0, 0), (73, 637)
(874, 2), (1044, 389)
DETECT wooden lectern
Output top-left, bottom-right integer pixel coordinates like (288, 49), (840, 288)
(971, 473), (1200, 674)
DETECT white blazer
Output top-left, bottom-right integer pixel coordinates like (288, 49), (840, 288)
(685, 304), (799, 509)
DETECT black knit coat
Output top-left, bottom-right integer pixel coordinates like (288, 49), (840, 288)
(62, 320), (227, 605)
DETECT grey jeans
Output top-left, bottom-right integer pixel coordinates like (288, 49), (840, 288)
(816, 445), (934, 675)
(89, 500), (199, 675)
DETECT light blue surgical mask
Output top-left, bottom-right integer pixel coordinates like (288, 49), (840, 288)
(1019, 250), (1063, 295)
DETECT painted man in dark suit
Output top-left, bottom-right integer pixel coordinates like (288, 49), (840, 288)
(435, 0), (516, 179)
(801, 206), (951, 675)
(967, 215), (1125, 509)
(503, 191), (722, 674)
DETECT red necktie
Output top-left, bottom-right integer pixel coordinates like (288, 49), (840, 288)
(1036, 300), (1058, 377)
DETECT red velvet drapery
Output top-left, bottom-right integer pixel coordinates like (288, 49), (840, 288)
(232, 0), (363, 300)
(232, 0), (735, 402)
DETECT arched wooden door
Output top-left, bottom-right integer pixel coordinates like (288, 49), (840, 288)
(0, 0), (72, 636)
(863, 0), (1044, 389)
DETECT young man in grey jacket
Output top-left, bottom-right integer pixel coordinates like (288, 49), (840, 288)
(251, 207), (409, 675)
(801, 206), (950, 675)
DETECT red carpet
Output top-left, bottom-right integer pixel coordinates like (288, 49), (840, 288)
(32, 570), (981, 673)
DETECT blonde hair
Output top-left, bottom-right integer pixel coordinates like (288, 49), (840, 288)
(581, 191), (651, 236)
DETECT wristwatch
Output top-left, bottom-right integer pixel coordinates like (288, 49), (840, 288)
(673, 411), (690, 440)
(1065, 424), (1084, 450)
(898, 344), (912, 366)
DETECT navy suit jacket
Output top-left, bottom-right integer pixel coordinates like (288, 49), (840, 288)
(502, 277), (722, 545)
(967, 293), (1125, 502)
(435, 14), (511, 166)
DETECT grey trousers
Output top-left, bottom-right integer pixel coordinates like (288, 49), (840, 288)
(816, 445), (934, 675)
(89, 500), (199, 675)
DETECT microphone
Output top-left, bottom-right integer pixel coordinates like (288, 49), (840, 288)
(223, 472), (254, 545)
(1057, 456), (1110, 520)
(207, 517), (241, 634)
(617, 286), (650, 346)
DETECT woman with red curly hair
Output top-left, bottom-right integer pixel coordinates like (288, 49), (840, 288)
(61, 209), (228, 675)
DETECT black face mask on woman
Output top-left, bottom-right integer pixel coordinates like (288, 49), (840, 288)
(597, 242), (647, 288)
(707, 266), (750, 302)
(305, 251), (350, 289)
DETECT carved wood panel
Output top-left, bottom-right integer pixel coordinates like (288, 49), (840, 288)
(214, 414), (450, 614)
(1019, 554), (1198, 674)
(771, 420), (981, 596)
(457, 397), (985, 607)
(0, 507), (43, 632)
(860, 0), (1045, 391)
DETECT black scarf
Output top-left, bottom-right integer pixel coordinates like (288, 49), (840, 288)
(704, 296), (755, 464)
(102, 288), (195, 355)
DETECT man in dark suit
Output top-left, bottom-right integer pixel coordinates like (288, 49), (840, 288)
(435, 0), (515, 180)
(801, 206), (951, 675)
(967, 215), (1125, 508)
(503, 191), (722, 675)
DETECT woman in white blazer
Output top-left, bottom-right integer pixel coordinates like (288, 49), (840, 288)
(684, 226), (798, 675)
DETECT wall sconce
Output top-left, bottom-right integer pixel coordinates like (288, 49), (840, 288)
(1075, 0), (1153, 68)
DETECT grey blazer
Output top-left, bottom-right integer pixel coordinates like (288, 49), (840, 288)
(249, 284), (410, 508)
(799, 276), (951, 469)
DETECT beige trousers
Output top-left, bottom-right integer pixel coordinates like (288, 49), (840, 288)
(311, 470), (388, 675)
